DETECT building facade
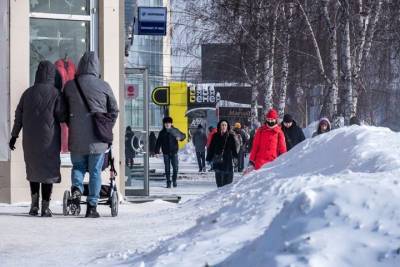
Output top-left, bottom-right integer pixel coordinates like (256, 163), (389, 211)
(124, 0), (172, 132)
(0, 0), (124, 203)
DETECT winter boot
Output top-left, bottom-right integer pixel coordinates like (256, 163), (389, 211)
(70, 187), (82, 216)
(166, 179), (171, 188)
(85, 203), (100, 218)
(41, 200), (52, 217)
(172, 180), (177, 188)
(29, 193), (39, 216)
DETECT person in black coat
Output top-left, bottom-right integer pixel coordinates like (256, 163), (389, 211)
(281, 114), (306, 151)
(192, 124), (208, 172)
(155, 117), (186, 188)
(125, 126), (136, 168)
(206, 120), (239, 187)
(9, 61), (67, 217)
(149, 131), (157, 157)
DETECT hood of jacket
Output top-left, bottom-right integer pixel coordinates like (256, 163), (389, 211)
(34, 60), (56, 85)
(281, 119), (298, 129)
(317, 117), (331, 131)
(76, 51), (100, 77)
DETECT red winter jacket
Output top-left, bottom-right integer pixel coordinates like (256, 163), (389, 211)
(206, 128), (217, 148)
(55, 58), (76, 153)
(249, 125), (287, 170)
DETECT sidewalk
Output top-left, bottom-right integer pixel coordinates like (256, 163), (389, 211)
(0, 174), (218, 266)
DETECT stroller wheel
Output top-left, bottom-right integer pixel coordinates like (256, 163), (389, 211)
(63, 190), (70, 216)
(71, 204), (81, 216)
(111, 191), (118, 217)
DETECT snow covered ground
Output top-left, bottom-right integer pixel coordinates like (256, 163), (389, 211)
(1, 125), (400, 267)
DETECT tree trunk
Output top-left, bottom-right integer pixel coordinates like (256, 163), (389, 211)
(343, 8), (355, 122)
(320, 0), (340, 119)
(264, 3), (279, 114)
(278, 4), (293, 118)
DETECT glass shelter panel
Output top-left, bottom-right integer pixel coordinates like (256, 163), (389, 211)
(124, 69), (149, 196)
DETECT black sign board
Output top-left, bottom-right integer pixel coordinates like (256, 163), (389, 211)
(151, 86), (169, 106)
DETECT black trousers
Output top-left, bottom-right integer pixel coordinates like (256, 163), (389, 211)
(30, 182), (53, 201)
(215, 171), (233, 187)
(196, 151), (206, 170)
(163, 153), (179, 182)
(238, 149), (245, 172)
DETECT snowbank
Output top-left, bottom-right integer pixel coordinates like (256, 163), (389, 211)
(178, 142), (198, 164)
(110, 126), (400, 267)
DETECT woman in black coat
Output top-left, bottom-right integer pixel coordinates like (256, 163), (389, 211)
(125, 126), (136, 168)
(206, 120), (238, 187)
(9, 61), (66, 217)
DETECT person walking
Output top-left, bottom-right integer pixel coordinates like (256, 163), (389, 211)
(248, 121), (261, 153)
(192, 124), (208, 172)
(9, 61), (66, 217)
(281, 114), (306, 151)
(149, 131), (157, 157)
(155, 117), (186, 188)
(63, 51), (119, 218)
(233, 122), (248, 172)
(206, 126), (218, 171)
(312, 118), (331, 137)
(206, 120), (238, 187)
(125, 126), (136, 168)
(246, 109), (287, 172)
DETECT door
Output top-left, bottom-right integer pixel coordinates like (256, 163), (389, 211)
(123, 68), (149, 196)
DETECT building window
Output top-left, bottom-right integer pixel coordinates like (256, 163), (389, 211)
(29, 0), (97, 85)
(30, 0), (90, 15)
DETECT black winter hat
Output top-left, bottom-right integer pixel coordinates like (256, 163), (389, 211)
(283, 114), (293, 123)
(349, 116), (361, 126)
(163, 116), (173, 124)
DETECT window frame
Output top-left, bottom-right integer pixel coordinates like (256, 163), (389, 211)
(29, 0), (98, 56)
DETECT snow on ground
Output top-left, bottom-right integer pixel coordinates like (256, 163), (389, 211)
(303, 121), (319, 139)
(1, 126), (400, 267)
(102, 125), (400, 267)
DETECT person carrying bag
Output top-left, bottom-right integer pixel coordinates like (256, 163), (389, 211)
(63, 51), (119, 218)
(206, 120), (238, 187)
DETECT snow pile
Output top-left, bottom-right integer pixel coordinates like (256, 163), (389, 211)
(178, 141), (197, 163)
(110, 126), (400, 267)
(303, 121), (319, 138)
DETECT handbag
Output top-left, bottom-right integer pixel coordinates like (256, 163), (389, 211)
(212, 134), (228, 165)
(75, 78), (116, 144)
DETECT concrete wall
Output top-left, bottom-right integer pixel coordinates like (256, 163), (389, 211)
(2, 0), (123, 203)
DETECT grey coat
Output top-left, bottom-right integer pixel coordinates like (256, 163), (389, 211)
(11, 61), (66, 183)
(192, 128), (207, 152)
(64, 52), (119, 154)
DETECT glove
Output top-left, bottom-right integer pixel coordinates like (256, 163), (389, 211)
(9, 136), (17, 150)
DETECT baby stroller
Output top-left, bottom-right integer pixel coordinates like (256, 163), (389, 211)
(62, 148), (119, 217)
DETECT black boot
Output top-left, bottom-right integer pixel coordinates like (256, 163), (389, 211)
(29, 193), (39, 216)
(85, 204), (100, 218)
(71, 187), (82, 216)
(172, 180), (177, 188)
(41, 200), (52, 217)
(166, 181), (171, 188)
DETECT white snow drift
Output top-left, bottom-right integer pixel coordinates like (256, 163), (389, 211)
(109, 126), (400, 267)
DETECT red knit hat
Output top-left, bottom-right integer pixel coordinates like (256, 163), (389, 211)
(266, 109), (278, 120)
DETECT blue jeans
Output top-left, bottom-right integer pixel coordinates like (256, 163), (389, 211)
(71, 153), (104, 206)
(163, 153), (178, 183)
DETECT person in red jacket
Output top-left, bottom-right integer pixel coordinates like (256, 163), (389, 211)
(246, 109), (287, 172)
(206, 126), (217, 148)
